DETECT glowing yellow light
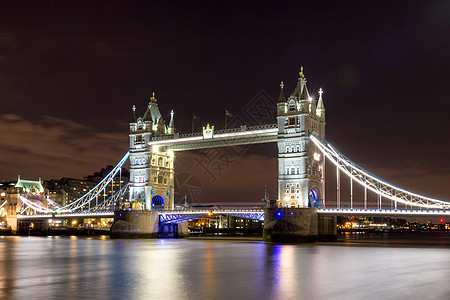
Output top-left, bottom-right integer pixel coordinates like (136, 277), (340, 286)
(314, 153), (321, 161)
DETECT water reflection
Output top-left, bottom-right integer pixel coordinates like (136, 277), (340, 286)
(271, 245), (297, 298)
(0, 235), (449, 299)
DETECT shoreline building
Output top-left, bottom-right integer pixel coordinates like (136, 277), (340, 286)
(0, 177), (50, 232)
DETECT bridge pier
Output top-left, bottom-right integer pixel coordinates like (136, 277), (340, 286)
(263, 208), (337, 243)
(110, 210), (188, 238)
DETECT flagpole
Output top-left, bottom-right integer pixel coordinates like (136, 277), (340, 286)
(192, 114), (195, 133)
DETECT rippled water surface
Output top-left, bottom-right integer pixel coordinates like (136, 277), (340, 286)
(1, 234), (449, 300)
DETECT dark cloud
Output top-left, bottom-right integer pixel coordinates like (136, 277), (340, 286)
(0, 114), (128, 181)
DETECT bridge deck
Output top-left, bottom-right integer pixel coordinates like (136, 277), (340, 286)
(150, 124), (278, 151)
(16, 208), (450, 221)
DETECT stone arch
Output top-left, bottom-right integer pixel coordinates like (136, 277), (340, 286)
(151, 195), (165, 210)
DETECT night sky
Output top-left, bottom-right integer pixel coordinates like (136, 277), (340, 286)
(1, 1), (449, 204)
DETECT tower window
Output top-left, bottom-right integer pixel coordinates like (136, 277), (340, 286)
(289, 101), (296, 112)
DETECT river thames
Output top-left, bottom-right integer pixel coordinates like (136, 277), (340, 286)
(1, 233), (449, 300)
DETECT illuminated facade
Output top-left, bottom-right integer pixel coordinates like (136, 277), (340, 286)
(129, 72), (325, 211)
(0, 177), (50, 230)
(276, 68), (325, 208)
(129, 93), (175, 210)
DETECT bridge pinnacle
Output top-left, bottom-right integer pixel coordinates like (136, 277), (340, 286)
(169, 110), (175, 134)
(317, 87), (325, 116)
(131, 105), (137, 123)
(150, 92), (157, 103)
(299, 66), (305, 79)
(278, 81), (286, 103)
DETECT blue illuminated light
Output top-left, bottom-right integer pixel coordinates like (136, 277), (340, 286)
(136, 213), (139, 217)
(276, 211), (282, 217)
(290, 212), (294, 215)
(152, 195), (165, 210)
(119, 213), (122, 216)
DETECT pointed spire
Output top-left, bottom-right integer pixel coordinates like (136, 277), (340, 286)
(143, 102), (153, 123)
(278, 81), (286, 103)
(131, 105), (137, 123)
(291, 67), (309, 100)
(316, 88), (325, 118)
(169, 110), (175, 134)
(317, 88), (324, 109)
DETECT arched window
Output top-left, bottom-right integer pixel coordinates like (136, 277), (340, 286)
(289, 100), (296, 112)
(152, 195), (165, 210)
(158, 157), (163, 167)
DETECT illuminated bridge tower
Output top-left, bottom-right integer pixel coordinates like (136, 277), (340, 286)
(276, 68), (325, 208)
(129, 93), (175, 211)
(264, 68), (333, 242)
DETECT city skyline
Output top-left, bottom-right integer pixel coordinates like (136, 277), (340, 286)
(0, 1), (449, 202)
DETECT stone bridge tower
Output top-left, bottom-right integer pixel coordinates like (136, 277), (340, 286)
(129, 93), (175, 211)
(276, 68), (326, 208)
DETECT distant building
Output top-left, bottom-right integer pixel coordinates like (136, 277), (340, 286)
(0, 177), (49, 231)
(44, 166), (130, 207)
(45, 177), (96, 206)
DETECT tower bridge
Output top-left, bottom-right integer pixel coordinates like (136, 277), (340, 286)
(7, 68), (450, 242)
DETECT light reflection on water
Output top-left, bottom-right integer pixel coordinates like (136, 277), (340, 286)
(0, 235), (449, 299)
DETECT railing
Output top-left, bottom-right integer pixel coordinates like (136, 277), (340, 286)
(151, 123), (277, 141)
(310, 135), (450, 210)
